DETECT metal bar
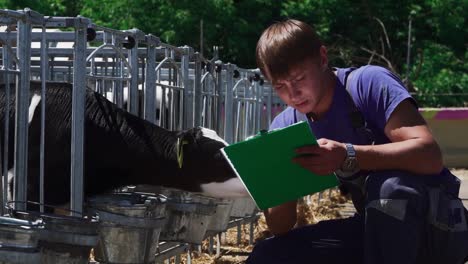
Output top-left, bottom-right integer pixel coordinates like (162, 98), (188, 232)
(249, 220), (255, 245)
(0, 68), (20, 74)
(1, 30), (13, 215)
(39, 25), (47, 213)
(208, 236), (214, 255)
(154, 243), (188, 262)
(224, 64), (234, 144)
(236, 221), (241, 245)
(0, 9), (25, 20)
(144, 42), (156, 123)
(158, 42), (184, 54)
(256, 82), (262, 130)
(216, 65), (223, 134)
(128, 36), (139, 115)
(87, 75), (131, 81)
(176, 62), (184, 131)
(186, 247), (192, 264)
(243, 81), (250, 139)
(181, 46), (192, 129)
(14, 18), (32, 210)
(266, 82), (272, 128)
(70, 17), (88, 216)
(216, 233), (221, 257)
(193, 53), (202, 127)
(0, 32), (95, 42)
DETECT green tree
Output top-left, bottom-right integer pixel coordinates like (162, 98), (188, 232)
(1, 0), (466, 106)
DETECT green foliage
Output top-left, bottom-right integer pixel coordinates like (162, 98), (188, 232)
(411, 43), (467, 107)
(2, 0), (466, 107)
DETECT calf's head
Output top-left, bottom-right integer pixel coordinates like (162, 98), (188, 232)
(175, 127), (248, 198)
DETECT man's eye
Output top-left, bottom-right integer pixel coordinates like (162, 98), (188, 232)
(295, 75), (305, 81)
(274, 85), (284, 91)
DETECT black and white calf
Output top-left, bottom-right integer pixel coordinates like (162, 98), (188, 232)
(0, 81), (247, 208)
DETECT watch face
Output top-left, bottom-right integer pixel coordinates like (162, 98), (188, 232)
(344, 157), (357, 171)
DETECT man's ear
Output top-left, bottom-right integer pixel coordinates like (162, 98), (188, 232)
(319, 45), (328, 71)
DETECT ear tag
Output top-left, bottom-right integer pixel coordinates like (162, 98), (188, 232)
(177, 137), (189, 169)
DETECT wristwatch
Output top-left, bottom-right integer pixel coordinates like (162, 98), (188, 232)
(341, 143), (358, 172)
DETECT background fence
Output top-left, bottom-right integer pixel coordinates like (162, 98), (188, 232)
(0, 8), (290, 264)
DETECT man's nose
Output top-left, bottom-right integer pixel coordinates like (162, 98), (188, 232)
(285, 81), (302, 100)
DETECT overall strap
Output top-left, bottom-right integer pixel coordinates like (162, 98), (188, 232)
(338, 68), (366, 129)
(336, 68), (375, 145)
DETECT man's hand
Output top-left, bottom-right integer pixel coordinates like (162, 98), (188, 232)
(293, 138), (347, 175)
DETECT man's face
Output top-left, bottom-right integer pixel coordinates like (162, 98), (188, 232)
(271, 58), (327, 114)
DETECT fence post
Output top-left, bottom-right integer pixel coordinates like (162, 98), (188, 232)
(266, 81), (272, 127)
(14, 9), (35, 210)
(215, 61), (224, 135)
(224, 64), (234, 144)
(70, 16), (89, 216)
(128, 29), (144, 116)
(193, 53), (202, 127)
(181, 46), (193, 129)
(144, 34), (159, 124)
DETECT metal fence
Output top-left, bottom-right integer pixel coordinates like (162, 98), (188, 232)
(0, 8), (290, 263)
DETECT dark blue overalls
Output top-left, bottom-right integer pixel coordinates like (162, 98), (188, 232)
(246, 69), (468, 264)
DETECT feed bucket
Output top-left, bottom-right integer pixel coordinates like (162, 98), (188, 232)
(155, 188), (216, 244)
(0, 216), (42, 264)
(10, 207), (99, 264)
(230, 197), (258, 218)
(87, 192), (166, 264)
(206, 198), (233, 233)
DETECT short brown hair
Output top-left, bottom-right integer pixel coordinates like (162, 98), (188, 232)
(256, 19), (323, 82)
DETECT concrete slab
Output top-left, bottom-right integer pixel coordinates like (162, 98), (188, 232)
(452, 169), (468, 209)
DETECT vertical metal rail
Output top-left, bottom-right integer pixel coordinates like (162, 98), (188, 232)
(39, 24), (48, 212)
(266, 82), (272, 128)
(1, 20), (14, 214)
(243, 79), (250, 140)
(167, 49), (174, 130)
(177, 51), (184, 131)
(254, 81), (259, 131)
(14, 13), (33, 211)
(193, 53), (202, 127)
(144, 34), (158, 124)
(215, 63), (224, 136)
(70, 17), (89, 216)
(258, 82), (265, 129)
(128, 30), (141, 116)
(224, 64), (234, 144)
(181, 46), (192, 129)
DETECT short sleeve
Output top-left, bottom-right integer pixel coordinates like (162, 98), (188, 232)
(350, 66), (416, 131)
(269, 107), (296, 131)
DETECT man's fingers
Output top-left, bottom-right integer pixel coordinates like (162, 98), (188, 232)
(316, 138), (329, 145)
(292, 155), (321, 166)
(292, 156), (334, 175)
(295, 145), (322, 154)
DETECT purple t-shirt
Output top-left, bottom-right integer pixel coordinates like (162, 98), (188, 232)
(270, 65), (414, 146)
(269, 65), (459, 187)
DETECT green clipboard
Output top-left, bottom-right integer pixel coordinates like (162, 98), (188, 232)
(221, 121), (338, 210)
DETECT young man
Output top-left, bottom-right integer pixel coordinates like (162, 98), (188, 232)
(247, 19), (468, 264)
